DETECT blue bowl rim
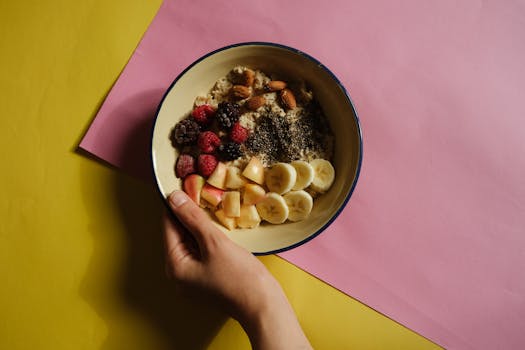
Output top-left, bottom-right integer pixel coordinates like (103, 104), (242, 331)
(150, 41), (363, 255)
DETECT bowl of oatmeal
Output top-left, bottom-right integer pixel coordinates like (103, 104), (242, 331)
(152, 42), (362, 254)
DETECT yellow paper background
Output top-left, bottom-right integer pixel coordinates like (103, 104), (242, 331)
(0, 1), (441, 348)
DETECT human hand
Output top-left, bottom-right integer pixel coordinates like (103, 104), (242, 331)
(163, 190), (312, 350)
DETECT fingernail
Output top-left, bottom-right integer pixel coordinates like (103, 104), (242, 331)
(169, 191), (188, 208)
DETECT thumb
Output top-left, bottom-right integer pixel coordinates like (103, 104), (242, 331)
(163, 210), (200, 280)
(167, 190), (224, 252)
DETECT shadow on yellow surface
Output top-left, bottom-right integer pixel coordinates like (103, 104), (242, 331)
(78, 112), (228, 349)
(80, 171), (229, 349)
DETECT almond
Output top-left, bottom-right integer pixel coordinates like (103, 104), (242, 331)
(265, 80), (287, 92)
(232, 85), (252, 99)
(243, 69), (255, 86)
(280, 88), (296, 109)
(246, 95), (266, 110)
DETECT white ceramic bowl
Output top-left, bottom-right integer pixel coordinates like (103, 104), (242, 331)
(152, 42), (362, 254)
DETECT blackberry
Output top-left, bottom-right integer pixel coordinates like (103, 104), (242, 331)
(218, 142), (243, 161)
(171, 119), (200, 146)
(216, 102), (240, 129)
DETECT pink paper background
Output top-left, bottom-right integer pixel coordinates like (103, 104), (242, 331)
(80, 1), (525, 349)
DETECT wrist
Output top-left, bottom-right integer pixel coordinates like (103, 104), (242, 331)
(237, 278), (289, 330)
(238, 284), (311, 350)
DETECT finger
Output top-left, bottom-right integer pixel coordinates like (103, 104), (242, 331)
(162, 210), (199, 280)
(167, 191), (225, 253)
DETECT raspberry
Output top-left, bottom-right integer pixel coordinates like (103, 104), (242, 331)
(216, 102), (240, 129)
(175, 154), (196, 178)
(230, 122), (249, 143)
(197, 131), (221, 153)
(191, 104), (215, 125)
(198, 154), (218, 177)
(171, 119), (200, 145)
(218, 142), (243, 161)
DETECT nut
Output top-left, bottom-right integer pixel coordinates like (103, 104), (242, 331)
(265, 80), (287, 91)
(246, 95), (266, 110)
(232, 85), (252, 99)
(280, 88), (296, 109)
(243, 69), (255, 86)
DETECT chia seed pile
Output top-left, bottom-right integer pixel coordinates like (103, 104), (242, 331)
(245, 102), (332, 165)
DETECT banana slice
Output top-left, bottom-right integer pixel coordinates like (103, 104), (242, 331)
(256, 192), (289, 224)
(309, 159), (335, 193)
(283, 190), (313, 222)
(291, 160), (314, 190)
(265, 162), (297, 195)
